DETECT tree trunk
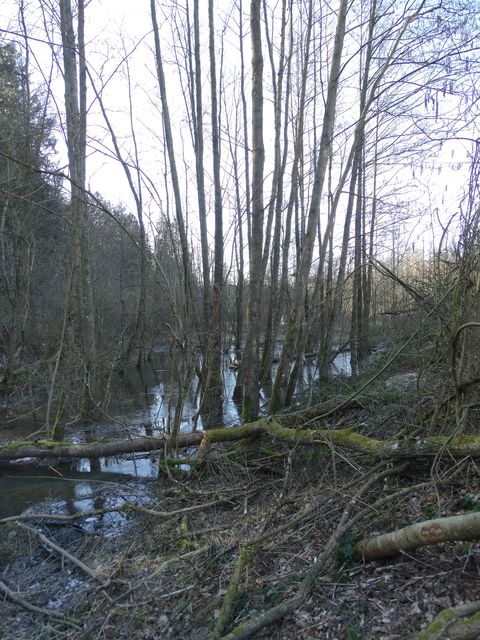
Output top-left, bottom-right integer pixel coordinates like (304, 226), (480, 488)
(150, 0), (200, 343)
(5, 424), (480, 463)
(357, 512), (480, 560)
(271, 0), (349, 412)
(202, 0), (224, 428)
(259, 0), (292, 387)
(192, 0), (211, 332)
(59, 0), (97, 418)
(241, 0), (265, 421)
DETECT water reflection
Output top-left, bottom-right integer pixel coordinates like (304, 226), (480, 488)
(330, 351), (352, 376)
(116, 348), (350, 432)
(102, 349), (243, 435)
(0, 462), (153, 525)
(0, 346), (352, 522)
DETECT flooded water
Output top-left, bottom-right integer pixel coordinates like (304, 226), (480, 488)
(0, 347), (351, 522)
(0, 463), (156, 533)
(330, 351), (352, 376)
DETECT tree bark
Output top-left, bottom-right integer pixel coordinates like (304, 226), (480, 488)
(150, 0), (199, 339)
(271, 0), (348, 412)
(192, 0), (211, 330)
(411, 600), (480, 640)
(4, 422), (480, 463)
(241, 0), (265, 421)
(259, 0), (292, 387)
(358, 512), (480, 560)
(203, 0), (224, 428)
(59, 0), (97, 418)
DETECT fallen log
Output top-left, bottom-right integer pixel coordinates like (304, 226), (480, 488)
(0, 420), (268, 462)
(411, 599), (480, 640)
(2, 418), (480, 462)
(357, 512), (480, 560)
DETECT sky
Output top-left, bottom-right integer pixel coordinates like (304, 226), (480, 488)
(2, 0), (157, 211)
(0, 0), (478, 257)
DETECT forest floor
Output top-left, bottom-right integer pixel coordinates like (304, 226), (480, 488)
(1, 375), (480, 640)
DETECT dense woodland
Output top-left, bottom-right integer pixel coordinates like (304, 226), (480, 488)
(2, 1), (480, 638)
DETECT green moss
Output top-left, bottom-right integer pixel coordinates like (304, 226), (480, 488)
(329, 429), (381, 453)
(453, 434), (480, 446)
(335, 532), (362, 569)
(452, 610), (480, 630)
(269, 384), (282, 414)
(241, 394), (253, 423)
(158, 463), (189, 477)
(0, 439), (76, 451)
(206, 419), (268, 443)
(266, 422), (316, 443)
(414, 608), (459, 639)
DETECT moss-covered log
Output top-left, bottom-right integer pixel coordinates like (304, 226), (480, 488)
(3, 418), (480, 462)
(0, 419), (268, 462)
(411, 600), (480, 640)
(212, 546), (259, 639)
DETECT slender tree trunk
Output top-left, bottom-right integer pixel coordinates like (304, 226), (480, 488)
(319, 0), (381, 381)
(350, 153), (365, 376)
(150, 0), (199, 341)
(233, 0), (252, 400)
(225, 96), (245, 360)
(271, 0), (348, 412)
(363, 115), (379, 347)
(350, 0), (378, 376)
(234, 164), (245, 359)
(259, 0), (291, 387)
(203, 0), (224, 427)
(192, 0), (211, 332)
(87, 60), (147, 373)
(241, 0), (265, 421)
(59, 0), (97, 418)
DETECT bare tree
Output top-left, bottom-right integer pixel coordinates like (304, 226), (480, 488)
(241, 0), (265, 421)
(59, 0), (97, 417)
(271, 0), (349, 412)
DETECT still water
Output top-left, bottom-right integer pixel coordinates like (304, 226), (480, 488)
(0, 348), (350, 521)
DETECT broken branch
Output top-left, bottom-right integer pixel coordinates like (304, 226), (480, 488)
(356, 512), (480, 560)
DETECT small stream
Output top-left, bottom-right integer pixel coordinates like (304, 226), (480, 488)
(0, 348), (352, 523)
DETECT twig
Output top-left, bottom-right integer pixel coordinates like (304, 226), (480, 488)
(17, 523), (104, 583)
(212, 456), (294, 638)
(307, 281), (457, 423)
(111, 545), (210, 605)
(220, 463), (409, 639)
(0, 577), (81, 629)
(128, 498), (229, 517)
(212, 546), (259, 639)
(0, 497), (227, 525)
(246, 462), (388, 549)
